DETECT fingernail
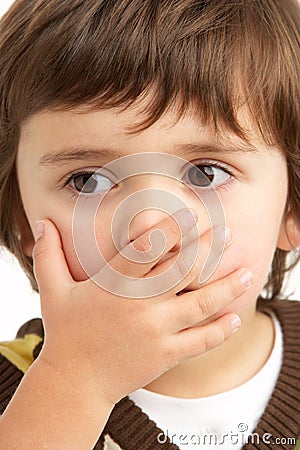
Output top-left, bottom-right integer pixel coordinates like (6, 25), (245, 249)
(224, 227), (233, 246)
(36, 221), (45, 240)
(213, 226), (233, 247)
(231, 315), (241, 332)
(177, 208), (198, 229)
(238, 269), (253, 288)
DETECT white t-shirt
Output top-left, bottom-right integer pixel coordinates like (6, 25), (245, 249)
(129, 313), (283, 450)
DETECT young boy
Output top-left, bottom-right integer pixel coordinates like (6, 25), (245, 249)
(0, 0), (300, 449)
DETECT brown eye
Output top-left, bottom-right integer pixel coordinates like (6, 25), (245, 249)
(187, 166), (214, 187)
(184, 164), (231, 188)
(71, 173), (114, 193)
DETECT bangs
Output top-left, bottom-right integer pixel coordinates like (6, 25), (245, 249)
(1, 0), (299, 143)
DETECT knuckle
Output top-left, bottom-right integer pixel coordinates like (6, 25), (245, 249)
(164, 341), (180, 369)
(150, 318), (163, 338)
(196, 291), (215, 318)
(184, 340), (200, 359)
(32, 244), (47, 263)
(184, 332), (215, 359)
(201, 326), (225, 353)
(201, 333), (213, 352)
(147, 318), (163, 341)
(178, 307), (194, 327)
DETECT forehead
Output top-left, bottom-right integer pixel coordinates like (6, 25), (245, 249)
(19, 104), (267, 158)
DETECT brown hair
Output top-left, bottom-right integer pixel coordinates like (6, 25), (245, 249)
(0, 0), (299, 298)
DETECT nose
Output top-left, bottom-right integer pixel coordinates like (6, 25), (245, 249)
(123, 173), (190, 249)
(129, 209), (167, 241)
(129, 209), (182, 252)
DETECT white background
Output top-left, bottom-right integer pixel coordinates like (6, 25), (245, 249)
(0, 0), (299, 341)
(0, 1), (13, 18)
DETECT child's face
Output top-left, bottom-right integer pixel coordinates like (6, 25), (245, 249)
(17, 104), (290, 312)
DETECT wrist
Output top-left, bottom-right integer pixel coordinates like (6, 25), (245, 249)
(35, 352), (115, 411)
(0, 353), (114, 449)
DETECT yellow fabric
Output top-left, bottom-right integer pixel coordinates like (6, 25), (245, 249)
(0, 334), (42, 373)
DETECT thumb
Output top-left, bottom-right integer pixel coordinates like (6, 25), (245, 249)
(33, 219), (74, 296)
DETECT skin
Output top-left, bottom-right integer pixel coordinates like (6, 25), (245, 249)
(16, 103), (298, 398)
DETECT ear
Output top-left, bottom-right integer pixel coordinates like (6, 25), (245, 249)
(18, 212), (35, 257)
(277, 209), (300, 251)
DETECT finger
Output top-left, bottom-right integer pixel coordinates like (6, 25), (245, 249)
(107, 208), (198, 278)
(147, 225), (232, 296)
(33, 219), (74, 297)
(168, 313), (241, 365)
(167, 268), (253, 332)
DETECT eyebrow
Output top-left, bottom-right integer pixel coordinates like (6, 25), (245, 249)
(38, 141), (259, 168)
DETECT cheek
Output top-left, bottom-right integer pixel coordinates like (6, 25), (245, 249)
(62, 220), (117, 282)
(209, 175), (287, 290)
(185, 219), (280, 322)
(185, 198), (284, 299)
(220, 217), (278, 282)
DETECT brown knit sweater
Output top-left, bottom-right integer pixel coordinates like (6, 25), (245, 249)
(0, 298), (300, 449)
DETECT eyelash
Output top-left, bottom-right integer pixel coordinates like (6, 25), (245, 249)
(60, 160), (236, 200)
(183, 160), (235, 191)
(61, 168), (108, 200)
